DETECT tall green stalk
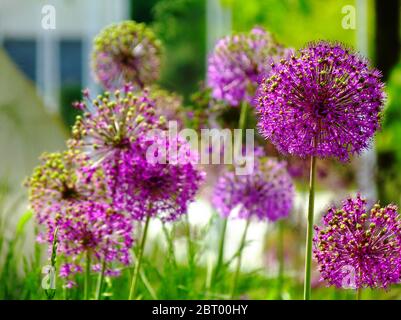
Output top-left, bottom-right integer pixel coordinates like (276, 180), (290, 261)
(45, 227), (58, 300)
(277, 219), (285, 299)
(162, 222), (177, 268)
(128, 215), (151, 300)
(238, 101), (248, 136)
(213, 217), (228, 282)
(139, 269), (158, 300)
(230, 218), (251, 299)
(215, 100), (248, 291)
(95, 258), (106, 300)
(356, 288), (362, 300)
(84, 251), (91, 300)
(303, 155), (317, 300)
(185, 214), (195, 269)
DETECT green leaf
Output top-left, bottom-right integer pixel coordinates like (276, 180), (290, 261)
(16, 210), (33, 235)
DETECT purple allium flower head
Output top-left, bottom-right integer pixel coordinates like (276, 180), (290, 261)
(25, 151), (133, 286)
(313, 194), (401, 289)
(114, 135), (205, 221)
(256, 41), (385, 162)
(69, 86), (161, 166)
(69, 87), (204, 221)
(91, 21), (162, 90)
(68, 86), (165, 201)
(149, 86), (185, 128)
(25, 151), (107, 224)
(207, 27), (285, 106)
(50, 201), (133, 284)
(212, 155), (294, 221)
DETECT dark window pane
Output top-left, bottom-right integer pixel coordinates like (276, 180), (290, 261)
(3, 39), (37, 82)
(59, 39), (82, 85)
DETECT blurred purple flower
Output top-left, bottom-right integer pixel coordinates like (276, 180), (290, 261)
(212, 155), (294, 222)
(25, 151), (107, 225)
(207, 26), (285, 106)
(51, 202), (133, 284)
(149, 86), (185, 128)
(91, 21), (162, 90)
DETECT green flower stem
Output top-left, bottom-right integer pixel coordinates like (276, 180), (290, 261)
(230, 218), (251, 299)
(277, 219), (285, 299)
(214, 217), (228, 282)
(303, 155), (317, 300)
(356, 288), (362, 300)
(139, 268), (158, 300)
(95, 258), (106, 300)
(185, 214), (195, 268)
(128, 215), (151, 300)
(84, 251), (91, 300)
(45, 227), (58, 300)
(162, 222), (177, 268)
(220, 100), (248, 289)
(238, 101), (248, 138)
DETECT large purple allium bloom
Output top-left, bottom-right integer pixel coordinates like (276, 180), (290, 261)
(91, 21), (162, 90)
(113, 135), (205, 221)
(51, 201), (133, 287)
(207, 27), (285, 106)
(68, 86), (162, 199)
(69, 85), (160, 165)
(256, 41), (385, 162)
(212, 156), (294, 221)
(69, 86), (204, 221)
(25, 151), (107, 225)
(313, 195), (401, 289)
(25, 151), (133, 287)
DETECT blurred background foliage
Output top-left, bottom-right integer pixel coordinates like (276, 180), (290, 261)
(225, 0), (360, 48)
(126, 0), (372, 102)
(131, 0), (206, 101)
(376, 62), (401, 205)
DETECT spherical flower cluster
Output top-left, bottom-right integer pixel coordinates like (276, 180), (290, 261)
(212, 156), (294, 221)
(69, 85), (161, 165)
(25, 151), (133, 285)
(49, 201), (133, 286)
(69, 86), (205, 221)
(68, 86), (164, 200)
(313, 194), (401, 289)
(24, 151), (107, 224)
(256, 41), (385, 162)
(149, 86), (185, 128)
(207, 26), (285, 106)
(113, 135), (205, 221)
(91, 21), (162, 90)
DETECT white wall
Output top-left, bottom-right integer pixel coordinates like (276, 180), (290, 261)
(0, 0), (130, 38)
(0, 0), (130, 111)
